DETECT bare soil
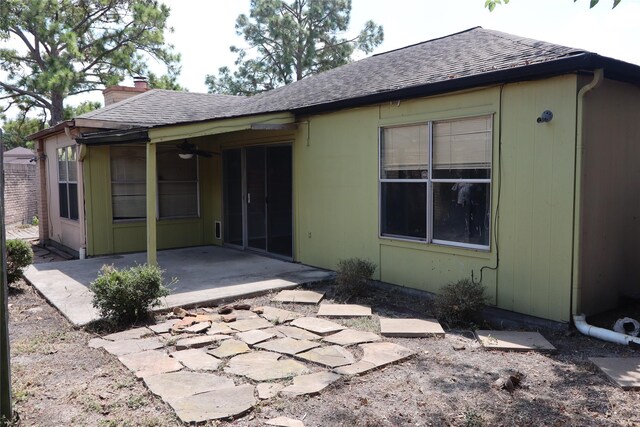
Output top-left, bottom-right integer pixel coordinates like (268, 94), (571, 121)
(7, 250), (640, 426)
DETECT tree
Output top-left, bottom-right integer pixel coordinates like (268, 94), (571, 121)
(485, 0), (622, 11)
(0, 0), (180, 126)
(148, 72), (186, 91)
(206, 0), (384, 96)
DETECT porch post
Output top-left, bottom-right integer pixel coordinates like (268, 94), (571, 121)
(146, 142), (157, 265)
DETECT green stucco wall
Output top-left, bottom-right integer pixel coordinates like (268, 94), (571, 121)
(83, 142), (217, 255)
(294, 75), (578, 322)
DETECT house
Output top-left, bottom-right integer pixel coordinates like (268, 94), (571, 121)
(28, 27), (640, 324)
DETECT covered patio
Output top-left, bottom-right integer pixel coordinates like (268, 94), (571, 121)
(23, 246), (333, 327)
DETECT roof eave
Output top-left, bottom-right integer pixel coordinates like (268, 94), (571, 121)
(76, 127), (150, 145)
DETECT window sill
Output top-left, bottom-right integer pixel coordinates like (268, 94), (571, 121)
(379, 235), (491, 259)
(112, 217), (201, 226)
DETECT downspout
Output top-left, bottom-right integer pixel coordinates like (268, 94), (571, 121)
(574, 315), (640, 347)
(571, 68), (603, 318)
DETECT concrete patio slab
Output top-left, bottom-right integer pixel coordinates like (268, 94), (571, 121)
(317, 304), (372, 317)
(380, 318), (445, 338)
(23, 245), (332, 326)
(280, 371), (341, 396)
(170, 384), (256, 423)
(475, 330), (556, 352)
(118, 349), (183, 378)
(590, 357), (640, 390)
(272, 290), (325, 304)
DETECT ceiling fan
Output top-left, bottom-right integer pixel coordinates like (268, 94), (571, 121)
(176, 141), (217, 158)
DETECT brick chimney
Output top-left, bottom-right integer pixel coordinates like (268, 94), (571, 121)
(103, 77), (149, 106)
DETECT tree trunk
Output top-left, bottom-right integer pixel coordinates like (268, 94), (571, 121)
(49, 91), (64, 126)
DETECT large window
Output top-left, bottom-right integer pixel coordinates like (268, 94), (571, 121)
(57, 145), (79, 220)
(110, 145), (199, 221)
(380, 115), (492, 249)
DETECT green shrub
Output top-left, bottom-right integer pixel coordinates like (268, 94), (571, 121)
(90, 264), (170, 325)
(435, 278), (487, 327)
(335, 258), (377, 296)
(6, 239), (34, 284)
(31, 216), (39, 226)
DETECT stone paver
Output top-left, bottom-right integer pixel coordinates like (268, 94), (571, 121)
(118, 350), (183, 378)
(88, 337), (111, 349)
(104, 326), (153, 341)
(184, 321), (211, 333)
(194, 313), (222, 323)
(255, 337), (321, 355)
(276, 325), (322, 341)
(225, 351), (310, 381)
(266, 416), (305, 427)
(258, 306), (303, 323)
(207, 339), (251, 358)
(149, 319), (180, 334)
(317, 304), (372, 317)
(170, 348), (221, 371)
(170, 384), (256, 423)
(102, 337), (165, 356)
(290, 317), (346, 335)
(380, 318), (445, 338)
(475, 330), (556, 352)
(236, 329), (277, 345)
(175, 334), (228, 350)
(207, 322), (234, 335)
(334, 342), (414, 376)
(297, 345), (355, 368)
(227, 317), (274, 332)
(143, 371), (235, 405)
(590, 357), (640, 390)
(271, 290), (324, 304)
(257, 383), (284, 399)
(322, 329), (382, 346)
(280, 371), (341, 396)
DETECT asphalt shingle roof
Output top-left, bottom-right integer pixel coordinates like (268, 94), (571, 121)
(76, 27), (633, 129)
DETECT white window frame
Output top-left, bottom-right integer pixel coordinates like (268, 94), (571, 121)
(57, 145), (79, 221)
(378, 115), (492, 251)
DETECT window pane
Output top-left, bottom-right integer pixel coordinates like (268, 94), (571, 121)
(67, 150), (78, 183)
(159, 182), (198, 218)
(68, 183), (79, 220)
(59, 183), (69, 218)
(112, 195), (146, 219)
(433, 116), (491, 179)
(58, 148), (67, 182)
(381, 125), (428, 179)
(432, 182), (490, 246)
(381, 182), (426, 239)
(158, 147), (197, 181)
(111, 146), (146, 182)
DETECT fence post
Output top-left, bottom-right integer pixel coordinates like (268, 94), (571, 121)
(0, 128), (13, 424)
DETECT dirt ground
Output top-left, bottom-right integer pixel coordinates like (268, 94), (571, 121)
(7, 251), (640, 426)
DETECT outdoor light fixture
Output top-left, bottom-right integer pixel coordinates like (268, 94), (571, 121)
(537, 110), (553, 123)
(178, 153), (194, 160)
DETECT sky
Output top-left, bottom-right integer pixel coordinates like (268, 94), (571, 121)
(3, 0), (640, 119)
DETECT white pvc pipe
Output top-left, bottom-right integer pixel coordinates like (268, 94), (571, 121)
(574, 314), (640, 346)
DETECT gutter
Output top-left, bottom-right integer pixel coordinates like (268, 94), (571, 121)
(76, 127), (150, 145)
(571, 68), (604, 317)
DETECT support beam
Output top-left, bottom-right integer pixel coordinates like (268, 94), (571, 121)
(146, 143), (157, 265)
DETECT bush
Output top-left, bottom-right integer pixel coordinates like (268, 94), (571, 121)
(6, 239), (34, 284)
(435, 278), (487, 327)
(335, 258), (377, 297)
(91, 264), (170, 325)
